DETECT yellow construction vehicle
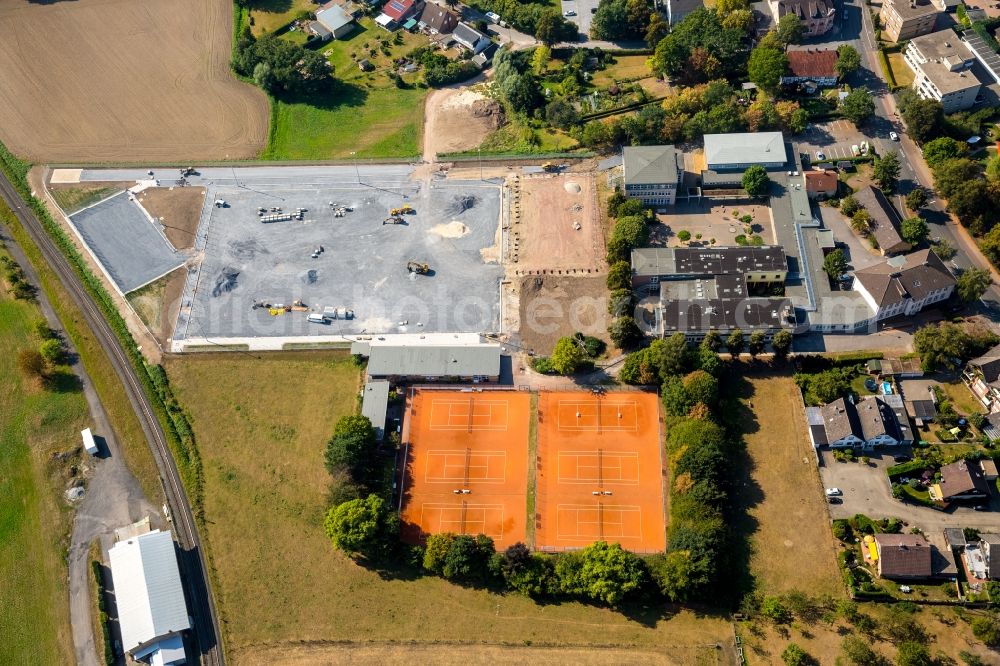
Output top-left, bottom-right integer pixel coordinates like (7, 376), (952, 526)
(390, 204), (415, 216)
(406, 261), (430, 275)
(383, 216), (405, 225)
(542, 162), (559, 172)
(290, 299), (309, 312)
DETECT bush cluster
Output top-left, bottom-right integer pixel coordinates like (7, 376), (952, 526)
(0, 254), (36, 301)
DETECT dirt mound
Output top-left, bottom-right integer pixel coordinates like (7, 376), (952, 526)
(564, 181), (582, 194)
(429, 221), (470, 238)
(229, 239), (268, 261)
(470, 99), (506, 130)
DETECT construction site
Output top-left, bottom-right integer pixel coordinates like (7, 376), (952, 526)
(50, 166), (504, 351)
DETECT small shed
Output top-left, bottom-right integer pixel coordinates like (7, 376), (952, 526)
(905, 399), (937, 426)
(361, 380), (390, 441)
(982, 458), (999, 482)
(358, 58), (374, 71)
(81, 427), (99, 456)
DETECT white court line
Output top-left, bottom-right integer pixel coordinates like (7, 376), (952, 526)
(420, 502), (505, 539)
(554, 504), (642, 540)
(556, 451), (640, 485)
(428, 399), (510, 431)
(423, 450), (508, 483)
(555, 400), (639, 432)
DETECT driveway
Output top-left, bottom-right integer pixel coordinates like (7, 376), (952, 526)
(818, 205), (884, 272)
(798, 120), (899, 163)
(819, 449), (1000, 534)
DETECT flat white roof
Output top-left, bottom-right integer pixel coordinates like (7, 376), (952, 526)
(108, 530), (190, 655)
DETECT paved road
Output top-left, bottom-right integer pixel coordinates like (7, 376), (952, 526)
(0, 172), (225, 665)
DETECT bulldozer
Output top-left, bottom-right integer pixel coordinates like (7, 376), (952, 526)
(542, 162), (559, 173)
(383, 216), (404, 225)
(406, 261), (430, 275)
(290, 299), (309, 312)
(390, 204), (415, 216)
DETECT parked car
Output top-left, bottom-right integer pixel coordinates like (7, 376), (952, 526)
(816, 150), (826, 160)
(563, 10), (577, 16)
(893, 454), (912, 463)
(828, 497), (843, 504)
(860, 141), (869, 155)
(825, 487), (843, 496)
(889, 131), (899, 141)
(975, 505), (990, 511)
(851, 144), (860, 157)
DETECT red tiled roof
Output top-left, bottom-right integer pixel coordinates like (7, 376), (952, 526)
(786, 49), (838, 79)
(805, 169), (838, 193)
(875, 534), (933, 578)
(382, 0), (416, 22)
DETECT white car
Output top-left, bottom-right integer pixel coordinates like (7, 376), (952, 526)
(563, 10), (577, 16)
(889, 131), (899, 141)
(825, 487), (843, 497)
(860, 141), (869, 155)
(816, 151), (826, 160)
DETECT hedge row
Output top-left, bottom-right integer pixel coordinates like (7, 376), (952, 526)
(0, 141), (204, 518)
(91, 560), (114, 666)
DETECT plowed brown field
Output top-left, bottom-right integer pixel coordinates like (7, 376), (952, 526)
(0, 0), (268, 162)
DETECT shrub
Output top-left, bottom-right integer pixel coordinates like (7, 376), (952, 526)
(17, 348), (46, 379)
(761, 596), (792, 623)
(677, 230), (692, 242)
(606, 260), (632, 291)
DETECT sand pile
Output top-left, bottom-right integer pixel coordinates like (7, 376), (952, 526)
(429, 221), (470, 238)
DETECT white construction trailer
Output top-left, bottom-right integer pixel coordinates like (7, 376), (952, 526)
(81, 428), (99, 456)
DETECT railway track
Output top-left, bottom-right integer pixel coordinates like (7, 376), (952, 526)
(0, 172), (224, 666)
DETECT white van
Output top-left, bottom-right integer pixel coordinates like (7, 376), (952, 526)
(307, 313), (328, 324)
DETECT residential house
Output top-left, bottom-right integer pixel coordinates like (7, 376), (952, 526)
(770, 0), (836, 37)
(806, 395), (906, 450)
(982, 534), (1000, 579)
(703, 131), (787, 171)
(453, 22), (491, 54)
(377, 0), (424, 29)
(880, 0), (939, 42)
(964, 343), (1000, 413)
(904, 30), (981, 113)
(418, 2), (458, 33)
(782, 49), (839, 87)
(930, 459), (991, 503)
(311, 2), (357, 39)
(852, 185), (911, 256)
(804, 169), (838, 199)
(873, 533), (934, 579)
(982, 459), (999, 482)
(853, 249), (956, 324)
(622, 145), (683, 207)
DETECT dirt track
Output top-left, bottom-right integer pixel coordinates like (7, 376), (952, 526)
(0, 0), (268, 162)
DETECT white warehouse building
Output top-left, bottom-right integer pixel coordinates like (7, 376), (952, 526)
(108, 529), (190, 665)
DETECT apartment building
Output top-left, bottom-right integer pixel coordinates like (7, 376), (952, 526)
(904, 30), (981, 112)
(879, 0), (938, 42)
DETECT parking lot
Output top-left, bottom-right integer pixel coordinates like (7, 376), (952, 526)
(819, 449), (1000, 534)
(78, 166), (503, 342)
(798, 119), (898, 163)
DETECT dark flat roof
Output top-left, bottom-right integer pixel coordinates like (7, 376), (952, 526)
(661, 297), (795, 333)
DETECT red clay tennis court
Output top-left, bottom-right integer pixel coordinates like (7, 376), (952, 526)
(400, 389), (530, 549)
(535, 391), (666, 553)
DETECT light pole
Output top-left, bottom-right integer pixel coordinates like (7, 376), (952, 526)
(350, 151), (361, 184)
(478, 147), (483, 181)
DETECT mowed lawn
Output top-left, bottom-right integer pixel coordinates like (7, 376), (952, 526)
(249, 0), (316, 35)
(0, 277), (87, 663)
(264, 18), (428, 159)
(736, 373), (842, 597)
(167, 352), (732, 658)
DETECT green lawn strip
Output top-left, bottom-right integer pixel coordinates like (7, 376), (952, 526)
(526, 392), (539, 548)
(0, 270), (81, 665)
(49, 186), (120, 215)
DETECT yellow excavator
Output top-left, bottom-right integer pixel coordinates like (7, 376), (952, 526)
(390, 204), (415, 216)
(406, 261), (430, 275)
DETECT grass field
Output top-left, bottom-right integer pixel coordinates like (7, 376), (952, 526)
(167, 354), (733, 657)
(249, 0), (315, 35)
(263, 18), (429, 159)
(938, 379), (982, 416)
(735, 373), (842, 597)
(887, 52), (915, 87)
(591, 56), (653, 87)
(0, 247), (87, 664)
(50, 185), (120, 215)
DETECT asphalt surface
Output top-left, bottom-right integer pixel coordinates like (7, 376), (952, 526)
(0, 171), (225, 665)
(69, 191), (183, 293)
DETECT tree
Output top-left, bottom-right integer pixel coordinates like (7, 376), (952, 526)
(921, 136), (964, 168)
(776, 13), (805, 44)
(590, 0), (630, 40)
(900, 216), (928, 245)
(971, 616), (1000, 646)
(851, 209), (871, 234)
(840, 88), (874, 126)
(505, 74), (544, 114)
(772, 329), (793, 361)
(721, 8), (753, 32)
(551, 336), (586, 375)
(658, 331), (691, 376)
(531, 45), (551, 75)
(324, 494), (399, 560)
(958, 268), (992, 303)
(823, 248), (849, 280)
(905, 188), (928, 211)
(441, 534), (495, 582)
(748, 46), (788, 92)
(17, 348), (46, 380)
(555, 541), (645, 605)
(781, 643), (813, 666)
(761, 596), (792, 623)
(835, 44), (861, 79)
(609, 316), (643, 350)
(661, 375), (692, 417)
(748, 330), (766, 358)
(534, 11), (566, 47)
(701, 330), (722, 352)
(607, 214), (650, 262)
(727, 329), (745, 356)
(683, 369), (719, 406)
(646, 550), (692, 602)
(873, 151), (901, 192)
(901, 97), (943, 144)
(423, 533), (456, 574)
(840, 635), (881, 665)
(742, 165), (770, 197)
(39, 338), (65, 365)
(840, 194), (860, 217)
(914, 321), (999, 371)
(895, 642), (931, 666)
(645, 13), (670, 49)
(607, 260), (632, 291)
(545, 98), (579, 129)
(324, 415), (377, 480)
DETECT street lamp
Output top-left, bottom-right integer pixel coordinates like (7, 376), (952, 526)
(350, 151), (361, 184)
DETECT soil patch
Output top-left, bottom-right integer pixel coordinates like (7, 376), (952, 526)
(512, 174), (603, 275)
(48, 181), (124, 215)
(429, 221), (470, 238)
(517, 275), (610, 355)
(136, 187), (206, 251)
(422, 86), (503, 161)
(0, 0), (267, 162)
(126, 267), (187, 347)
